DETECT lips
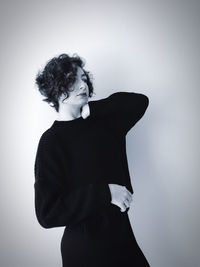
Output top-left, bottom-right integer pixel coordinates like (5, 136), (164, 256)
(78, 92), (87, 96)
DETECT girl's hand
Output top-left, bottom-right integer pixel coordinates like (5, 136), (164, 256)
(108, 184), (133, 212)
(81, 103), (90, 119)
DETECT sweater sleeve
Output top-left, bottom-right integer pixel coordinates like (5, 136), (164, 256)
(34, 134), (112, 229)
(87, 91), (149, 136)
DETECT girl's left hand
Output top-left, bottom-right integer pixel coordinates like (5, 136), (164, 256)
(81, 103), (90, 119)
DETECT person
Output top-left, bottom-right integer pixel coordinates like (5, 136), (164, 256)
(34, 53), (150, 266)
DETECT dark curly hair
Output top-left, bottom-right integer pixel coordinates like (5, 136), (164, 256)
(35, 53), (95, 112)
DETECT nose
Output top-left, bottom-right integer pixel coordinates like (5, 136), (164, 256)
(80, 81), (86, 90)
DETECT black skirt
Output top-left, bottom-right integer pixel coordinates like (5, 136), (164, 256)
(61, 205), (150, 267)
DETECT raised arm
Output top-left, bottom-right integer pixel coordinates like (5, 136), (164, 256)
(85, 91), (149, 136)
(34, 133), (112, 229)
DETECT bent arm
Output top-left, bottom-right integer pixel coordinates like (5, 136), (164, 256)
(34, 134), (112, 229)
(87, 91), (149, 135)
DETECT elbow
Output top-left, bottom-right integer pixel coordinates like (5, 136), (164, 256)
(38, 220), (52, 229)
(39, 216), (53, 229)
(35, 205), (59, 229)
(145, 96), (149, 110)
(35, 208), (69, 229)
(141, 94), (149, 111)
(143, 94), (149, 106)
(36, 214), (63, 229)
(35, 211), (53, 229)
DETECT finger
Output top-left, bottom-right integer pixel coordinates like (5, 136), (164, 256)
(123, 202), (129, 209)
(124, 198), (132, 208)
(123, 186), (132, 196)
(120, 208), (126, 212)
(120, 203), (127, 212)
(128, 194), (133, 204)
(124, 198), (131, 208)
(124, 191), (133, 202)
(126, 189), (133, 198)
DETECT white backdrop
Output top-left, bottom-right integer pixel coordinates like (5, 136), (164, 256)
(0, 0), (199, 266)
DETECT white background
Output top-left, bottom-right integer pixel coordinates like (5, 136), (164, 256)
(0, 0), (199, 266)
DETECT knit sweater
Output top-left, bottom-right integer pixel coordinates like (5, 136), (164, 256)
(34, 91), (149, 229)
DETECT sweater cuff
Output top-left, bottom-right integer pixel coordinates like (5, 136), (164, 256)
(97, 182), (112, 205)
(87, 101), (97, 118)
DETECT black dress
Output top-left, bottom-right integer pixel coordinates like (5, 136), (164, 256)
(34, 91), (150, 267)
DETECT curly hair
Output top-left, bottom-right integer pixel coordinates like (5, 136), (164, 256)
(35, 53), (95, 112)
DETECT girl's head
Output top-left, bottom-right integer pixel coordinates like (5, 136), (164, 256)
(35, 53), (94, 112)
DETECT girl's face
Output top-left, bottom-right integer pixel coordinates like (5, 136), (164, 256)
(61, 66), (89, 106)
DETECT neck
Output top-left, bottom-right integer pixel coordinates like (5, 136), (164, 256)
(56, 104), (82, 121)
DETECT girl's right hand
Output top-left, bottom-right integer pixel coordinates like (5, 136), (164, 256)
(108, 184), (133, 212)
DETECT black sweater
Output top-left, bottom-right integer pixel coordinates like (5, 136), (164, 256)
(34, 91), (149, 229)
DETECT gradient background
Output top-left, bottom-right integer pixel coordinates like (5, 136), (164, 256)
(0, 0), (199, 266)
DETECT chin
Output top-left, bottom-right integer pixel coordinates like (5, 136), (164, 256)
(76, 98), (87, 106)
(82, 97), (88, 103)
